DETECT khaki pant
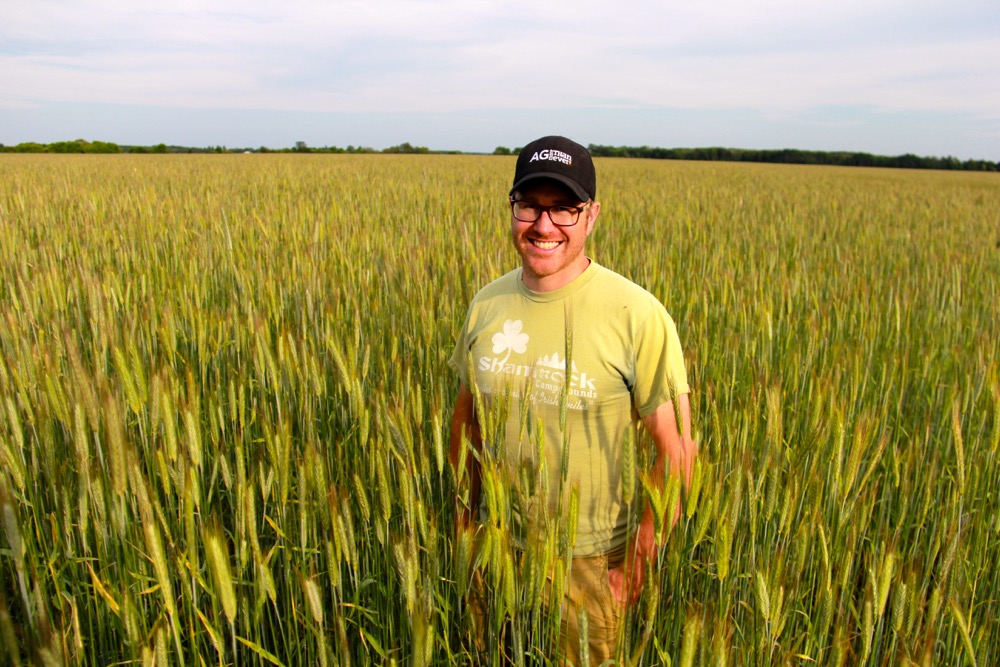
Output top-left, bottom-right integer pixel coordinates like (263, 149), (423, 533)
(561, 553), (623, 666)
(467, 551), (623, 665)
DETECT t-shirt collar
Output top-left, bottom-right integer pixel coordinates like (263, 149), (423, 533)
(517, 259), (601, 303)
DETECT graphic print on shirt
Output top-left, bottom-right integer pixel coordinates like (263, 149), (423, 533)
(476, 319), (598, 411)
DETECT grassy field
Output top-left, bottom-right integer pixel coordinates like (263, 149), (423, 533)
(0, 154), (998, 666)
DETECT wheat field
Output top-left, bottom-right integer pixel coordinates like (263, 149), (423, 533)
(0, 154), (998, 666)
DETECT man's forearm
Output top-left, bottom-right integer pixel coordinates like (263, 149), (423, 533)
(449, 383), (482, 529)
(620, 396), (697, 589)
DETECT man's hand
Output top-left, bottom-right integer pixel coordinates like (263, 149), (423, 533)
(608, 555), (647, 606)
(607, 564), (639, 606)
(450, 383), (482, 531)
(608, 395), (697, 606)
(608, 497), (657, 605)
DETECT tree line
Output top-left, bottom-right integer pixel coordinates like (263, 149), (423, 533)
(586, 144), (999, 172)
(2, 139), (125, 154)
(0, 139), (448, 155)
(3, 139), (996, 172)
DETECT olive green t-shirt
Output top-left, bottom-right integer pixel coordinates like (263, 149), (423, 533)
(450, 261), (689, 556)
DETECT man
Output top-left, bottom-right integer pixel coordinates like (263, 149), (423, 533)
(449, 136), (696, 664)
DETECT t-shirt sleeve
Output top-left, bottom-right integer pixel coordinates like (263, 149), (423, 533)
(631, 304), (690, 418)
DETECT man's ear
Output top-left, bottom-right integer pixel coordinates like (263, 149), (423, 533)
(585, 201), (601, 235)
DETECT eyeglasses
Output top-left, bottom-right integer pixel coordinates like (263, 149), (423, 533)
(510, 198), (592, 227)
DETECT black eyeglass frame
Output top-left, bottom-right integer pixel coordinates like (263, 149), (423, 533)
(509, 197), (593, 227)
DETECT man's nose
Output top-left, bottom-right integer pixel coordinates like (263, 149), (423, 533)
(533, 209), (557, 230)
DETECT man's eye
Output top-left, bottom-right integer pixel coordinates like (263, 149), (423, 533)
(551, 206), (573, 214)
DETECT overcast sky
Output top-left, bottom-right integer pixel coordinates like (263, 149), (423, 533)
(2, 0), (998, 159)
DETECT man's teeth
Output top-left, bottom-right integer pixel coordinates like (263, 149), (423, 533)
(532, 240), (560, 250)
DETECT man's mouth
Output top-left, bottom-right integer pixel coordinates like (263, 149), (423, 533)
(529, 239), (561, 250)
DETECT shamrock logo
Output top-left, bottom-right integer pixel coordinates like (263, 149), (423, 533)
(491, 319), (529, 365)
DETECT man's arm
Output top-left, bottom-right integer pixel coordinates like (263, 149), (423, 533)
(449, 382), (482, 530)
(608, 393), (697, 605)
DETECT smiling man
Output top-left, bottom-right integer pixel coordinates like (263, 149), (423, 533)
(449, 136), (697, 665)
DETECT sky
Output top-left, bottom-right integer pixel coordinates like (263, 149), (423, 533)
(2, 0), (999, 160)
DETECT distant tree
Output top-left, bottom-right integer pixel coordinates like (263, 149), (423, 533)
(383, 142), (429, 154)
(850, 153), (876, 167)
(294, 141), (309, 153)
(152, 143), (168, 154)
(14, 142), (47, 153)
(85, 141), (121, 153)
(493, 146), (512, 155)
(49, 140), (87, 153)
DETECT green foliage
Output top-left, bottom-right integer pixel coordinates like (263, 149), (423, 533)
(10, 142), (48, 153)
(16, 139), (123, 154)
(86, 141), (122, 154)
(48, 139), (88, 153)
(383, 141), (430, 154)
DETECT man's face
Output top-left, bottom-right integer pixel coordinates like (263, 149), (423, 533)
(510, 178), (600, 292)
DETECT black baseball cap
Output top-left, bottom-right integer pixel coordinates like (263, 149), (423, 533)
(509, 136), (596, 202)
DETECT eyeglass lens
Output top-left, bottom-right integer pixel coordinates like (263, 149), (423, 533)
(511, 202), (583, 226)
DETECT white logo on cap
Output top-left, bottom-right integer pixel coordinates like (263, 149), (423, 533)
(529, 149), (572, 166)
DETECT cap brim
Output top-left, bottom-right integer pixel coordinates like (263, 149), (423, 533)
(509, 172), (591, 203)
